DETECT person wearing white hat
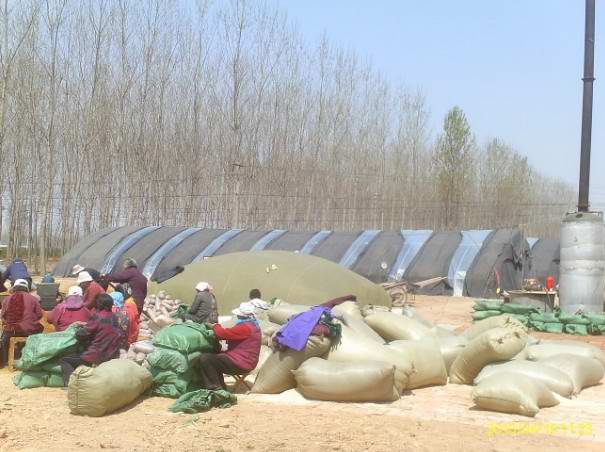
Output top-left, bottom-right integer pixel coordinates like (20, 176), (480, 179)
(71, 265), (102, 284)
(0, 279), (43, 368)
(196, 301), (262, 390)
(180, 281), (218, 324)
(47, 286), (91, 332)
(78, 271), (105, 310)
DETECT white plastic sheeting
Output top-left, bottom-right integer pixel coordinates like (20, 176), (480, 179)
(250, 229), (287, 251)
(447, 229), (492, 297)
(527, 237), (540, 249)
(339, 230), (381, 269)
(300, 230), (332, 254)
(142, 227), (202, 278)
(192, 229), (242, 262)
(388, 230), (433, 280)
(101, 226), (161, 274)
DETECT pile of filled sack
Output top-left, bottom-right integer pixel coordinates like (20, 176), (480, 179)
(249, 301), (605, 417)
(137, 291), (183, 341)
(472, 299), (605, 336)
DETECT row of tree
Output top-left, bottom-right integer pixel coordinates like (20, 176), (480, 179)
(0, 0), (574, 271)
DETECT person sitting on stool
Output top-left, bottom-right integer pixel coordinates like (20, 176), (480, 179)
(197, 302), (261, 390)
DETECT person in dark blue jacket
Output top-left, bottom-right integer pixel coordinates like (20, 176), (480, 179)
(1, 259), (32, 290)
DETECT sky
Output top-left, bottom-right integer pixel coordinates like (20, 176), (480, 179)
(273, 0), (605, 207)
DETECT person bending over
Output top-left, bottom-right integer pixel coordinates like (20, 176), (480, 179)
(197, 302), (261, 390)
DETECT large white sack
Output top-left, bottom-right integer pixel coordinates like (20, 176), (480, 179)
(437, 335), (468, 374)
(538, 354), (605, 394)
(251, 336), (331, 394)
(268, 302), (309, 324)
(364, 311), (434, 341)
(472, 372), (559, 417)
(259, 320), (280, 346)
(463, 315), (528, 341)
(293, 358), (399, 402)
(474, 360), (574, 397)
(250, 345), (273, 376)
(387, 338), (447, 389)
(401, 306), (433, 327)
(326, 324), (414, 393)
(526, 340), (605, 368)
(341, 313), (384, 344)
(449, 328), (527, 385)
(331, 301), (363, 320)
(68, 359), (152, 417)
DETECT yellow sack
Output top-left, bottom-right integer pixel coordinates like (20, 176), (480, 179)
(527, 340), (605, 368)
(449, 328), (526, 385)
(539, 354), (605, 394)
(463, 315), (528, 341)
(475, 360), (574, 397)
(472, 372), (559, 417)
(387, 338), (447, 389)
(268, 302), (308, 325)
(293, 358), (399, 402)
(68, 359), (152, 417)
(251, 336), (331, 394)
(364, 311), (434, 341)
(326, 324), (413, 393)
(436, 335), (468, 374)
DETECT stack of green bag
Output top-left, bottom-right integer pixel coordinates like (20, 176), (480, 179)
(472, 299), (605, 336)
(150, 322), (218, 398)
(13, 325), (82, 389)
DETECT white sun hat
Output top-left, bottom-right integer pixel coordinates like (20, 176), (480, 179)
(232, 302), (256, 318)
(76, 271), (93, 284)
(68, 286), (84, 296)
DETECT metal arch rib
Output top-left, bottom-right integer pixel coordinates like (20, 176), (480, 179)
(101, 226), (161, 274)
(300, 230), (332, 254)
(388, 229), (433, 281)
(142, 227), (202, 279)
(250, 229), (288, 251)
(339, 230), (382, 269)
(192, 229), (243, 262)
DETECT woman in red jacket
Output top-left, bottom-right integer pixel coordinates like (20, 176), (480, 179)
(198, 302), (261, 390)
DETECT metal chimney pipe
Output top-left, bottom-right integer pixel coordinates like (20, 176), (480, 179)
(578, 0), (596, 212)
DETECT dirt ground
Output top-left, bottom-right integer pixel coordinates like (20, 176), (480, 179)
(1, 295), (604, 452)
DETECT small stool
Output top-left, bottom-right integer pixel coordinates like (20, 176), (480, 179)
(232, 374), (252, 392)
(8, 337), (27, 372)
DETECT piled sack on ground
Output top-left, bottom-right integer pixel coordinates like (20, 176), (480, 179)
(139, 291), (183, 340)
(120, 340), (155, 367)
(253, 302), (466, 401)
(13, 325), (82, 389)
(149, 322), (218, 398)
(68, 359), (152, 416)
(472, 299), (605, 336)
(461, 316), (605, 417)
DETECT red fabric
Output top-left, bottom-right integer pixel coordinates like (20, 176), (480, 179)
(83, 281), (105, 310)
(3, 292), (24, 328)
(1, 292), (43, 334)
(212, 322), (261, 372)
(77, 310), (124, 364)
(47, 303), (92, 332)
(321, 294), (357, 309)
(112, 303), (140, 344)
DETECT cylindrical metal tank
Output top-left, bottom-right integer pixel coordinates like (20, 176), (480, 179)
(559, 211), (605, 313)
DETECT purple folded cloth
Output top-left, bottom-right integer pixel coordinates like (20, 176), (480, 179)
(274, 306), (328, 351)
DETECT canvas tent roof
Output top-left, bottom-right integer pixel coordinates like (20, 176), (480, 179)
(54, 225), (552, 298)
(148, 251), (391, 314)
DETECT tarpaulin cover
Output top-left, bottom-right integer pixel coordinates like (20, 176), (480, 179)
(404, 232), (462, 295)
(266, 231), (316, 251)
(52, 227), (117, 277)
(101, 226), (161, 273)
(108, 226), (187, 274)
(339, 230), (381, 268)
(142, 228), (202, 278)
(212, 230), (269, 256)
(149, 251), (391, 314)
(152, 229), (228, 279)
(389, 230), (433, 281)
(528, 238), (560, 284)
(169, 389), (237, 413)
(465, 229), (527, 297)
(311, 231), (360, 263)
(352, 231), (402, 283)
(447, 230), (493, 296)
